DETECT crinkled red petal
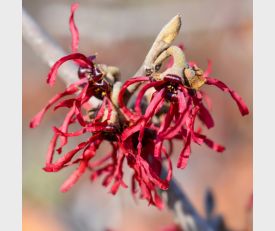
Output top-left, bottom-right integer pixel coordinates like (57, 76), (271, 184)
(44, 133), (101, 172)
(60, 159), (88, 192)
(154, 103), (176, 158)
(106, 97), (114, 121)
(197, 102), (214, 129)
(161, 145), (173, 182)
(195, 133), (225, 152)
(154, 191), (164, 209)
(56, 107), (76, 153)
(118, 76), (149, 120)
(89, 153), (112, 169)
(121, 121), (143, 141)
(206, 77), (249, 116)
(144, 88), (166, 120)
(47, 53), (91, 86)
(135, 88), (166, 156)
(134, 80), (164, 115)
(54, 98), (76, 111)
(138, 156), (169, 190)
(203, 60), (212, 78)
(53, 126), (86, 137)
(160, 93), (190, 139)
(29, 85), (79, 128)
(177, 133), (192, 169)
(45, 132), (59, 166)
(94, 97), (107, 121)
(69, 3), (79, 53)
(204, 137), (225, 152)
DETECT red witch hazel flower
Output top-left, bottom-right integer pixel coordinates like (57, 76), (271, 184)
(30, 3), (249, 208)
(29, 3), (120, 191)
(29, 3), (170, 208)
(119, 45), (249, 169)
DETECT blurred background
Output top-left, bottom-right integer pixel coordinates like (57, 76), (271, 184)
(22, 0), (252, 230)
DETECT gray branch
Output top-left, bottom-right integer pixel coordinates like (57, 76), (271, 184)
(22, 8), (78, 86)
(161, 169), (214, 231)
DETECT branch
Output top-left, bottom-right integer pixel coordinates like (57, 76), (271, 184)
(22, 8), (78, 86)
(126, 14), (181, 104)
(134, 14), (181, 76)
(22, 8), (217, 231)
(161, 169), (213, 231)
(22, 8), (102, 108)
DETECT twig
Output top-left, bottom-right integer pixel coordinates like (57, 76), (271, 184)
(126, 14), (181, 104)
(134, 14), (181, 77)
(22, 8), (78, 86)
(23, 8), (215, 231)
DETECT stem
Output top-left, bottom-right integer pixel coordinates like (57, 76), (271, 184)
(124, 14), (182, 106)
(135, 14), (182, 77)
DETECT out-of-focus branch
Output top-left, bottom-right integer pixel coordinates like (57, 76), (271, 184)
(22, 8), (78, 86)
(23, 8), (102, 107)
(161, 169), (213, 231)
(22, 8), (218, 231)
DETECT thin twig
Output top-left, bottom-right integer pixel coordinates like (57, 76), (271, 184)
(23, 8), (214, 231)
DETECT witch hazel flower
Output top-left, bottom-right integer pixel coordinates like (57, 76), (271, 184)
(30, 3), (249, 208)
(29, 3), (172, 208)
(29, 4), (121, 191)
(30, 3), (113, 131)
(119, 45), (249, 169)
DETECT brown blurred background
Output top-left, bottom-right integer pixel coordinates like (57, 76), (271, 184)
(23, 0), (252, 230)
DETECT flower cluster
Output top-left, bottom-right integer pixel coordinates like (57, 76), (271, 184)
(119, 45), (248, 169)
(30, 3), (249, 208)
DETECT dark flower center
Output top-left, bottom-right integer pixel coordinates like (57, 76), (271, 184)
(89, 79), (111, 100)
(101, 125), (119, 141)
